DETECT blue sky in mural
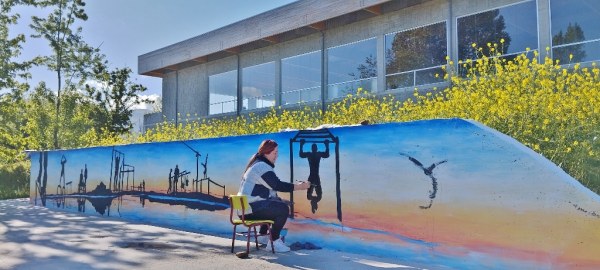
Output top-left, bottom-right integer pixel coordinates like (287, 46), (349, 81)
(31, 119), (514, 191)
(30, 118), (584, 210)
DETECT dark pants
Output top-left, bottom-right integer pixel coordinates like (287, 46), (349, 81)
(244, 200), (289, 240)
(307, 184), (322, 213)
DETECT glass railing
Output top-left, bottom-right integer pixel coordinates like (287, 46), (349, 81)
(552, 39), (600, 64)
(209, 99), (237, 115)
(385, 65), (446, 90)
(327, 77), (377, 100)
(242, 94), (275, 111)
(281, 86), (321, 105)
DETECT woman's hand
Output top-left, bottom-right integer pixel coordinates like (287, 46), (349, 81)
(294, 181), (310, 190)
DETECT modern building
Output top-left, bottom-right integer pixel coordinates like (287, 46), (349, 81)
(139, 0), (599, 130)
(131, 108), (153, 133)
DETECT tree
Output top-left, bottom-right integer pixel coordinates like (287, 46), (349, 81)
(85, 63), (153, 135)
(0, 87), (28, 164)
(386, 23), (447, 74)
(0, 0), (31, 92)
(29, 0), (105, 149)
(350, 54), (377, 80)
(552, 23), (586, 63)
(385, 22), (447, 88)
(24, 82), (55, 150)
(458, 9), (512, 60)
(0, 0), (33, 199)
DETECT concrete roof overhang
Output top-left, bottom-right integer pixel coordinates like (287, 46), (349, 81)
(137, 0), (421, 77)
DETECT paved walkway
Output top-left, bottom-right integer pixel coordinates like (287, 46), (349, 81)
(0, 199), (423, 270)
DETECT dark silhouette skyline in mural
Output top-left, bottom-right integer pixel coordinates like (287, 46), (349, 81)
(110, 148), (136, 192)
(168, 168), (173, 193)
(35, 144), (229, 216)
(58, 155), (67, 195)
(78, 164), (88, 194)
(40, 147), (129, 216)
(173, 164), (181, 193)
(201, 154), (208, 180)
(67, 181), (118, 216)
(135, 144), (227, 211)
(182, 141), (202, 191)
(299, 139), (330, 213)
(167, 164), (191, 193)
(88, 182), (116, 215)
(77, 197), (86, 212)
(399, 153), (447, 209)
(290, 128), (342, 222)
(34, 150), (118, 215)
(35, 151), (48, 206)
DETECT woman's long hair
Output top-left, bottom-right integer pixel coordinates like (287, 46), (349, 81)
(243, 139), (278, 174)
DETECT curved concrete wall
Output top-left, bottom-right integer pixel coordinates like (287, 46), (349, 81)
(29, 119), (600, 269)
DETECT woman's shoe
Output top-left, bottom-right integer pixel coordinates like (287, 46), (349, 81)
(267, 239), (290, 253)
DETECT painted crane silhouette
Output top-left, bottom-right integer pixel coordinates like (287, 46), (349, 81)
(181, 141), (201, 192)
(399, 153), (447, 209)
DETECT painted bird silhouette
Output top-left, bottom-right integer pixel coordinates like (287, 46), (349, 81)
(399, 153), (447, 209)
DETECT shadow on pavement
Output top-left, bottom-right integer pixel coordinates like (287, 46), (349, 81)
(0, 199), (427, 270)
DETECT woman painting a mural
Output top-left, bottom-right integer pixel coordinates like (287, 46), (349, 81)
(238, 139), (310, 253)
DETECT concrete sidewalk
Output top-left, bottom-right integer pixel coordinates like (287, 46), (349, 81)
(0, 199), (423, 270)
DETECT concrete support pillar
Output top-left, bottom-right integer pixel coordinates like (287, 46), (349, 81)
(236, 55), (242, 116)
(448, 0), (456, 62)
(537, 0), (552, 58)
(321, 31), (328, 112)
(275, 59), (282, 107)
(376, 33), (385, 93)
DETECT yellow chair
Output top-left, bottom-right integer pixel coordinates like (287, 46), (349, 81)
(229, 195), (275, 254)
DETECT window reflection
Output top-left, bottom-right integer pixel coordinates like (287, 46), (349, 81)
(385, 22), (447, 90)
(281, 51), (321, 105)
(553, 41), (600, 64)
(209, 70), (237, 115)
(242, 62), (276, 111)
(551, 0), (600, 63)
(327, 38), (377, 99)
(458, 1), (538, 61)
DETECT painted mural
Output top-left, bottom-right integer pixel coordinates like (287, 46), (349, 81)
(28, 119), (600, 269)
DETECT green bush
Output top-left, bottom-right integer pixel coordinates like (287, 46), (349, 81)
(0, 161), (29, 199)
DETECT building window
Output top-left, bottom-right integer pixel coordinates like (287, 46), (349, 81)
(457, 1), (538, 61)
(551, 0), (600, 64)
(209, 70), (237, 115)
(327, 38), (377, 100)
(385, 22), (447, 90)
(242, 62), (276, 111)
(281, 51), (321, 105)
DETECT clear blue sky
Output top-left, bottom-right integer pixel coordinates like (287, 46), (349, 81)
(11, 0), (297, 97)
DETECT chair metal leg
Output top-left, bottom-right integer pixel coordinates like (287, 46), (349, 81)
(246, 227), (251, 254)
(268, 225), (274, 254)
(231, 224), (237, 253)
(253, 226), (259, 250)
